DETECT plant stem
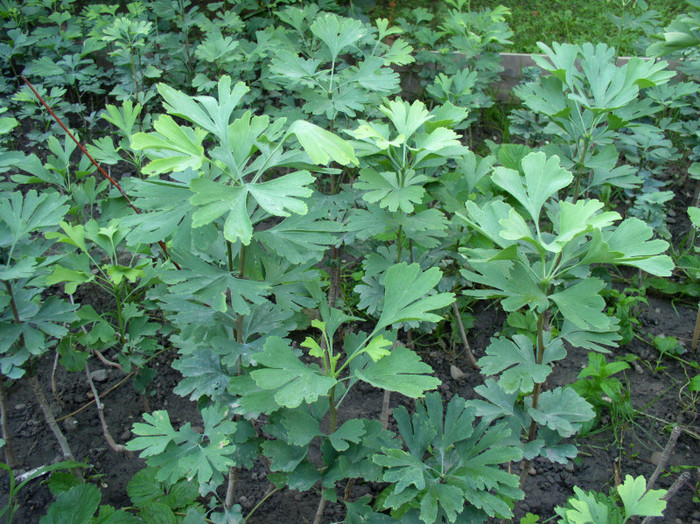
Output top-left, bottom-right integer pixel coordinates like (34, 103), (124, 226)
(452, 302), (480, 369)
(224, 466), (239, 510)
(0, 379), (20, 469)
(520, 312), (548, 485)
(313, 386), (338, 524)
(572, 135), (592, 204)
(692, 307), (700, 352)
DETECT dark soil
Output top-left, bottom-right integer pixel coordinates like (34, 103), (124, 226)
(1, 293), (698, 523)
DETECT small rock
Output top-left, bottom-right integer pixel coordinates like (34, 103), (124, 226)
(14, 403), (26, 410)
(62, 417), (79, 432)
(650, 451), (663, 465)
(529, 467), (536, 476)
(450, 365), (466, 381)
(565, 462), (574, 472)
(191, 425), (204, 434)
(294, 493), (302, 501)
(675, 518), (683, 524)
(90, 369), (108, 383)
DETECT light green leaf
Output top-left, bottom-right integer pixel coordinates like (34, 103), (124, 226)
(356, 345), (440, 398)
(130, 115), (206, 175)
(289, 120), (358, 167)
(355, 168), (428, 213)
(189, 178), (251, 245)
(618, 475), (667, 519)
(248, 170), (314, 217)
(251, 337), (337, 409)
(365, 335), (392, 362)
(492, 152), (573, 224)
(40, 484), (101, 524)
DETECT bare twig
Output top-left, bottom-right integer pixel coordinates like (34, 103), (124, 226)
(692, 307), (699, 351)
(640, 470), (695, 524)
(84, 361), (131, 456)
(646, 426), (681, 492)
(0, 379), (20, 469)
(27, 373), (75, 462)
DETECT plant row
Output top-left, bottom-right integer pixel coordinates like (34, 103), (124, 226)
(1, 0), (699, 522)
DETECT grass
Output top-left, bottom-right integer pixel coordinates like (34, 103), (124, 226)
(372, 0), (688, 56)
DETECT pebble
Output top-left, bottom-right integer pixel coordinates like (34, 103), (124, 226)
(14, 403), (26, 410)
(450, 364), (466, 381)
(650, 451), (663, 465)
(90, 369), (108, 383)
(529, 467), (537, 476)
(565, 462), (574, 472)
(62, 417), (78, 432)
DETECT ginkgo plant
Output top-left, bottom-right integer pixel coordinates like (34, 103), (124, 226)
(458, 151), (673, 481)
(514, 41), (674, 201)
(346, 97), (468, 424)
(128, 263), (454, 523)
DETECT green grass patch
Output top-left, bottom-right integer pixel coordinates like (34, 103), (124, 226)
(373, 0), (688, 56)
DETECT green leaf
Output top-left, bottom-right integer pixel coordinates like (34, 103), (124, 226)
(528, 387), (594, 438)
(479, 335), (566, 394)
(40, 484), (101, 524)
(355, 168), (428, 213)
(617, 475), (667, 519)
(380, 99), (433, 138)
(310, 13), (366, 61)
(329, 419), (366, 451)
(376, 263), (454, 331)
(491, 151), (573, 224)
(0, 191), (69, 250)
(602, 218), (673, 276)
(251, 337), (337, 409)
(130, 115), (206, 176)
(158, 76), (248, 135)
(356, 345), (440, 398)
(550, 279), (612, 331)
(289, 120), (359, 167)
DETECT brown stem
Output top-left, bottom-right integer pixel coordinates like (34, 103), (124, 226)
(93, 349), (124, 373)
(452, 302), (480, 369)
(692, 307), (699, 352)
(51, 350), (64, 407)
(27, 373), (75, 461)
(0, 379), (20, 469)
(225, 466), (239, 510)
(85, 362), (131, 456)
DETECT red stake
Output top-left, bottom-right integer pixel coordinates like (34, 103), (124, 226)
(20, 75), (179, 269)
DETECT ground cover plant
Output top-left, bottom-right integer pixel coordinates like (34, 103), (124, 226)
(0, 0), (699, 523)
